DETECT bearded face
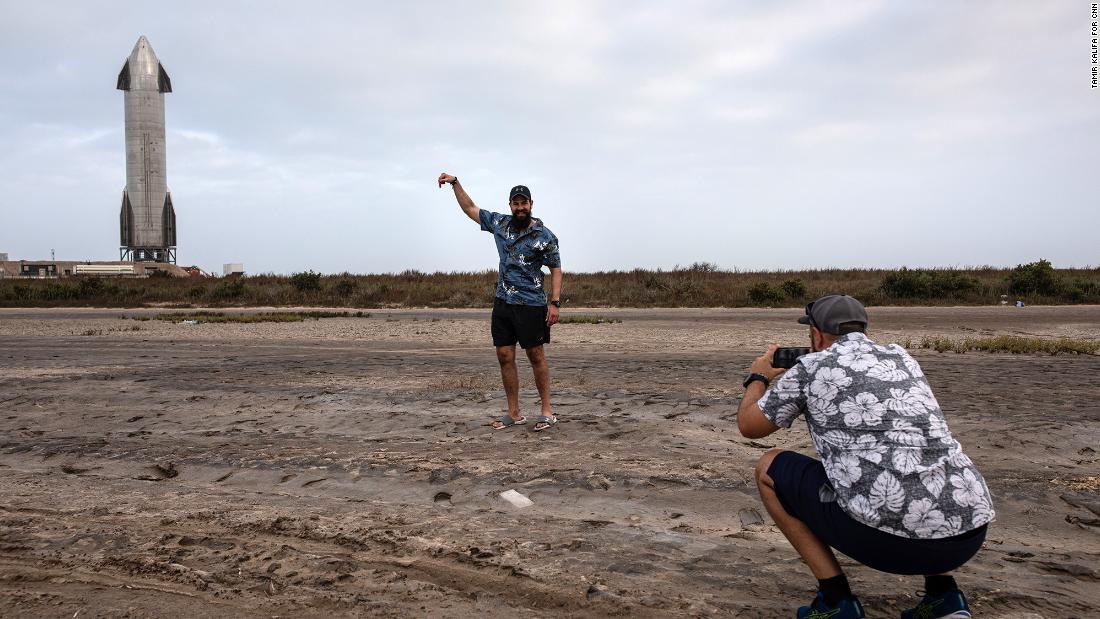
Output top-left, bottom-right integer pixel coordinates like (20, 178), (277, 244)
(509, 197), (532, 228)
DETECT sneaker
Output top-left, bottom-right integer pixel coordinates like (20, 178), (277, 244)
(900, 589), (972, 619)
(797, 592), (866, 618)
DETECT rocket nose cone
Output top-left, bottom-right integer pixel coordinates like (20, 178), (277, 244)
(129, 36), (160, 74)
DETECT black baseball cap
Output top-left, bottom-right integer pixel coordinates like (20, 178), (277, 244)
(798, 294), (869, 334)
(509, 185), (532, 201)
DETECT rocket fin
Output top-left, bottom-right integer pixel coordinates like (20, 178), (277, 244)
(158, 64), (172, 93)
(116, 60), (131, 90)
(120, 191), (134, 246)
(162, 192), (176, 246)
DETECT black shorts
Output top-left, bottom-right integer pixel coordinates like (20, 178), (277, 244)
(767, 451), (987, 576)
(491, 298), (551, 349)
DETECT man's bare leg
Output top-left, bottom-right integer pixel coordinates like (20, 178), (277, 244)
(492, 345), (522, 427)
(525, 345), (554, 421)
(755, 449), (843, 579)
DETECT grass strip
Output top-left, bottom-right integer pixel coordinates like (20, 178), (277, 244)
(916, 335), (1099, 355)
(558, 315), (622, 324)
(151, 310), (369, 324)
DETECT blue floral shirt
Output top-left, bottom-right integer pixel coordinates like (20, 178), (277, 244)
(479, 210), (561, 306)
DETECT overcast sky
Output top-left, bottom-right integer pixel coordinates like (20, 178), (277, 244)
(1, 1), (1096, 274)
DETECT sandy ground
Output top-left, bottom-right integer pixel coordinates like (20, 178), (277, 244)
(0, 305), (1098, 618)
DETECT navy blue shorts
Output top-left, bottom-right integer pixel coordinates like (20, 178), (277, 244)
(767, 451), (986, 576)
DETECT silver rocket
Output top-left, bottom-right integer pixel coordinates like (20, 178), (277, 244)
(117, 35), (176, 263)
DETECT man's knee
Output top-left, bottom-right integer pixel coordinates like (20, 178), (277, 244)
(496, 346), (516, 365)
(755, 448), (788, 487)
(524, 344), (545, 363)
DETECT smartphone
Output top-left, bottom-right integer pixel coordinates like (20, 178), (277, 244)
(772, 347), (810, 370)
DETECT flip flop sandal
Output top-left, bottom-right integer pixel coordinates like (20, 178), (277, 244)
(493, 415), (526, 430)
(533, 415), (558, 432)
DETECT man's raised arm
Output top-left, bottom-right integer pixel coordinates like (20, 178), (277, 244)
(438, 173), (480, 224)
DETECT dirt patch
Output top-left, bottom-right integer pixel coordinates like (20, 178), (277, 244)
(0, 306), (1098, 617)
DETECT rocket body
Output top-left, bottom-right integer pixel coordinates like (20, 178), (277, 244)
(117, 36), (176, 262)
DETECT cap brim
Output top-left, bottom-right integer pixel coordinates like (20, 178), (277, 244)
(797, 316), (812, 325)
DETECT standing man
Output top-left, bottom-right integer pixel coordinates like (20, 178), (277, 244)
(438, 173), (562, 431)
(737, 294), (994, 619)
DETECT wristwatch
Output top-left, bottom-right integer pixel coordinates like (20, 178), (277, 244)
(550, 300), (561, 308)
(742, 373), (770, 389)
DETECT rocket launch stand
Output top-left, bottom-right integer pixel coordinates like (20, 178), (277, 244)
(120, 247), (176, 263)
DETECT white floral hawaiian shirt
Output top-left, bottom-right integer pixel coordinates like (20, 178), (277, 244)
(757, 332), (995, 540)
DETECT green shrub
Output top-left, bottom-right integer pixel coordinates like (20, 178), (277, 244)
(39, 282), (79, 301)
(211, 279), (246, 301)
(687, 261), (720, 273)
(781, 279), (807, 299)
(78, 277), (104, 298)
(1064, 278), (1100, 303)
(12, 284), (31, 301)
(333, 279), (357, 297)
(748, 282), (785, 305)
(642, 274), (668, 290)
(290, 270), (322, 292)
(1007, 259), (1062, 296)
(879, 268), (978, 299)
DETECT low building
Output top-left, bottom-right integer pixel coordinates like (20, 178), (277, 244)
(0, 260), (189, 279)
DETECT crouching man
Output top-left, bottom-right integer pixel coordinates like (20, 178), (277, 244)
(737, 294), (994, 619)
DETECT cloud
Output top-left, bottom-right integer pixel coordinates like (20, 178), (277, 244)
(712, 104), (781, 123)
(791, 121), (873, 147)
(902, 61), (995, 98)
(0, 1), (1095, 273)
